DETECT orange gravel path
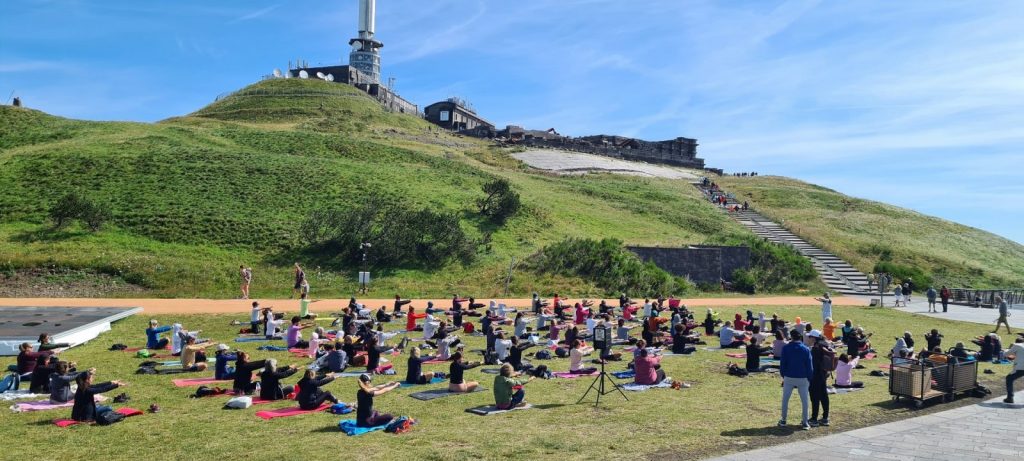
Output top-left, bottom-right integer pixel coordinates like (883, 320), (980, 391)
(0, 296), (868, 315)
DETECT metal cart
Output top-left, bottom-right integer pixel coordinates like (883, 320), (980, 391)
(888, 357), (947, 408)
(937, 350), (980, 401)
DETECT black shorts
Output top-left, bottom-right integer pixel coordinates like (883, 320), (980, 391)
(415, 375), (428, 385)
(294, 282), (302, 289)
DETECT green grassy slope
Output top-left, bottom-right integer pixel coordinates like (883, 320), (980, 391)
(719, 176), (1024, 288)
(0, 78), (751, 297)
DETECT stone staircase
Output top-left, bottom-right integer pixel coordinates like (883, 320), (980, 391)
(697, 184), (872, 296)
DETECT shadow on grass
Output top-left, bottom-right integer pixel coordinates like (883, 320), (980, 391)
(533, 403), (566, 410)
(721, 426), (796, 437)
(311, 426), (343, 433)
(11, 226), (89, 243)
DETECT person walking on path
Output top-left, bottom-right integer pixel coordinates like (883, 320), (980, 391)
(815, 293), (832, 325)
(239, 265), (252, 300)
(993, 296), (1012, 335)
(779, 329), (813, 430)
(291, 263), (305, 299)
(940, 286), (951, 313)
(1004, 337), (1024, 404)
(926, 287), (938, 313)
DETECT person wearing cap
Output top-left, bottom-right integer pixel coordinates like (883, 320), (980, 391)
(213, 344), (237, 380)
(356, 373), (400, 427)
(779, 329), (813, 430)
(145, 320), (172, 350)
(808, 330), (834, 427)
(814, 293), (832, 325)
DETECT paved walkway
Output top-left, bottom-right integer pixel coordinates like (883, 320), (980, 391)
(707, 390), (1024, 461)
(882, 297), (1024, 330)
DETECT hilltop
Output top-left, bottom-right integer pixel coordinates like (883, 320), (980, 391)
(0, 78), (1020, 297)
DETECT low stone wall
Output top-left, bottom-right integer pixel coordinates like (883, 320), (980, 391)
(628, 245), (750, 284)
(516, 137), (706, 169)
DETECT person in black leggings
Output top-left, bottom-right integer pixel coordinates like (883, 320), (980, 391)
(356, 373), (401, 427)
(296, 369), (339, 410)
(808, 333), (834, 427)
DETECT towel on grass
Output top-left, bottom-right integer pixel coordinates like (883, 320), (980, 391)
(399, 376), (446, 388)
(255, 404), (329, 420)
(552, 371), (599, 379)
(621, 378), (674, 392)
(257, 345), (289, 351)
(0, 390), (45, 401)
(338, 419), (387, 436)
(611, 370), (635, 379)
(409, 387), (486, 401)
(827, 387), (865, 394)
(53, 407), (143, 427)
(172, 377), (232, 387)
(465, 403), (534, 416)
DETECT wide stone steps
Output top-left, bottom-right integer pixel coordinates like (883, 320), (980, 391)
(697, 182), (872, 296)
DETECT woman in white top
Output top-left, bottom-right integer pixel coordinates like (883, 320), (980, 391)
(494, 331), (512, 361)
(264, 310), (283, 339)
(568, 339), (597, 374)
(513, 313), (528, 339)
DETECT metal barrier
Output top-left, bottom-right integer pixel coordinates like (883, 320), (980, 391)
(947, 289), (1023, 307)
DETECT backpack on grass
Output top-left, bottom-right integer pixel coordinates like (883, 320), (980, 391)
(384, 416), (415, 434)
(96, 409), (125, 425)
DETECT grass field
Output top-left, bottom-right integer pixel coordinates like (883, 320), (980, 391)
(0, 305), (1013, 461)
(719, 176), (1024, 288)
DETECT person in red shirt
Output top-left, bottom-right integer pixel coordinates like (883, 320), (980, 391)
(634, 348), (666, 385)
(734, 313), (749, 331)
(405, 307), (427, 332)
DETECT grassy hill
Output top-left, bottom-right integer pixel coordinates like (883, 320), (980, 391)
(0, 78), (1020, 297)
(719, 176), (1024, 288)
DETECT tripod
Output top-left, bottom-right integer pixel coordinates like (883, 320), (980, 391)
(576, 358), (628, 406)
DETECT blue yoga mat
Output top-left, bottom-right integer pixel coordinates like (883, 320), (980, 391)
(399, 376), (446, 388)
(612, 371), (635, 379)
(339, 420), (386, 436)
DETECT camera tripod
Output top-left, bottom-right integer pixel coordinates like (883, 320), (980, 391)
(576, 358), (628, 406)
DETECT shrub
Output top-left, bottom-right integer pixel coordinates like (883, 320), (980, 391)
(705, 235), (817, 293)
(300, 198), (476, 269)
(731, 269), (757, 294)
(527, 238), (692, 296)
(477, 179), (521, 224)
(48, 192), (111, 232)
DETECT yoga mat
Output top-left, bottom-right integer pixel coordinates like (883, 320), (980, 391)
(465, 403), (533, 416)
(172, 377), (232, 387)
(0, 391), (45, 401)
(53, 407), (143, 427)
(611, 371), (635, 379)
(480, 368), (500, 375)
(339, 419), (386, 436)
(725, 353), (746, 358)
(399, 376), (446, 388)
(11, 395), (107, 412)
(335, 372), (365, 378)
(552, 371), (599, 379)
(255, 404), (329, 420)
(879, 364), (892, 370)
(621, 379), (674, 392)
(863, 353), (877, 360)
(234, 337), (279, 343)
(828, 387), (865, 394)
(421, 359), (449, 365)
(122, 345), (171, 353)
(409, 387), (487, 401)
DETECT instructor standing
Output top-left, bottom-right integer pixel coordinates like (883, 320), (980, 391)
(779, 329), (813, 430)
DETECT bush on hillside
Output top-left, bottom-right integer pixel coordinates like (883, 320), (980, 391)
(872, 261), (932, 288)
(299, 198), (476, 269)
(477, 179), (521, 224)
(706, 236), (817, 293)
(730, 269), (757, 294)
(49, 192), (111, 232)
(526, 238), (692, 296)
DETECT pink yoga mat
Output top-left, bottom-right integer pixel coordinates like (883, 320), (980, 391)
(552, 371), (599, 379)
(255, 403), (329, 420)
(172, 377), (232, 387)
(864, 353), (877, 360)
(725, 353), (746, 358)
(53, 407), (143, 427)
(422, 359), (449, 365)
(13, 395), (107, 412)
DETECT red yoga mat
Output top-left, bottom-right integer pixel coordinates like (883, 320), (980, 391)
(172, 377), (232, 387)
(53, 407), (144, 427)
(255, 403), (329, 420)
(863, 353), (877, 360)
(725, 353), (746, 358)
(421, 359), (449, 365)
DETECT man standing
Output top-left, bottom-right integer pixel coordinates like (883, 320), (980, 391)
(926, 286), (938, 313)
(940, 286), (951, 313)
(1004, 337), (1024, 404)
(239, 265), (252, 300)
(993, 296), (1012, 335)
(291, 263), (305, 299)
(779, 329), (813, 430)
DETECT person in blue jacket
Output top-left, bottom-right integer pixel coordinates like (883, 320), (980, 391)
(145, 319), (172, 350)
(779, 328), (813, 430)
(213, 344), (237, 380)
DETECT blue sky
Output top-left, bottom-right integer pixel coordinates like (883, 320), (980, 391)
(2, 0), (1023, 243)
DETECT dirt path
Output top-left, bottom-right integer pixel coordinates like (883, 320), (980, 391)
(0, 296), (867, 315)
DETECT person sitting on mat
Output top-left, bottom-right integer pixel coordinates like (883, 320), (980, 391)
(71, 370), (125, 423)
(263, 310), (283, 340)
(145, 320), (172, 350)
(311, 342), (348, 373)
(16, 342), (54, 386)
(703, 309), (720, 336)
(514, 312), (529, 339)
(671, 326), (697, 355)
(213, 344), (237, 380)
(50, 362), (89, 404)
(494, 330), (513, 363)
(846, 328), (873, 359)
(393, 294), (412, 315)
(36, 333), (70, 352)
(568, 339), (597, 374)
(356, 373), (401, 427)
(286, 316), (315, 349)
(28, 355), (58, 394)
(834, 353), (863, 388)
(448, 352), (482, 393)
(405, 307), (427, 332)
(232, 351), (267, 395)
(494, 363), (533, 409)
(634, 348), (666, 385)
(260, 359), (299, 401)
(772, 330), (787, 359)
(949, 342), (971, 361)
(405, 347), (438, 385)
(719, 321), (747, 348)
(296, 369), (339, 410)
(508, 336), (537, 372)
(822, 318), (836, 342)
(180, 336), (213, 372)
(746, 336), (772, 372)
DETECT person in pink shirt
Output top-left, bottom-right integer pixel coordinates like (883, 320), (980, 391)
(834, 354), (863, 388)
(623, 304), (639, 321)
(574, 303), (588, 325)
(634, 348), (666, 385)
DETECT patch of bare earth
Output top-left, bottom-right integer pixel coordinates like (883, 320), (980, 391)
(0, 269), (146, 297)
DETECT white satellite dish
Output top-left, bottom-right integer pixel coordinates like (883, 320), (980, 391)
(299, 70), (308, 79)
(284, 70), (291, 78)
(326, 74), (334, 82)
(316, 71), (326, 79)
(273, 68), (282, 78)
